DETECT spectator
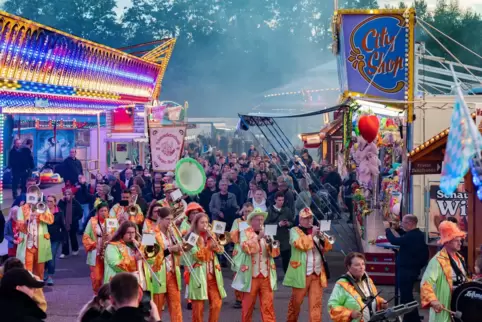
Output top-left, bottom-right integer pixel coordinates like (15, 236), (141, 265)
(295, 178), (312, 219)
(266, 180), (278, 207)
(12, 177), (39, 207)
(112, 171), (127, 190)
(119, 160), (133, 182)
(8, 139), (34, 199)
(247, 180), (258, 200)
(223, 172), (242, 207)
(277, 176), (295, 214)
(44, 195), (66, 285)
(209, 179), (239, 232)
(255, 172), (267, 192)
(108, 272), (161, 322)
(250, 188), (267, 212)
(4, 207), (19, 259)
(266, 192), (294, 273)
(106, 175), (122, 204)
(163, 171), (175, 184)
(78, 284), (113, 322)
(384, 215), (428, 322)
(199, 177), (218, 219)
(230, 168), (247, 201)
(0, 268), (47, 322)
(57, 189), (82, 258)
(96, 184), (114, 210)
(123, 169), (134, 188)
(62, 148), (83, 185)
(75, 175), (95, 233)
(343, 171), (358, 224)
(240, 163), (254, 183)
(130, 184), (148, 215)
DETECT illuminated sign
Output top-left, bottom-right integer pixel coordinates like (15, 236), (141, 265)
(337, 10), (414, 101)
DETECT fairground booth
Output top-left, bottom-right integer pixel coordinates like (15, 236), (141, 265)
(408, 114), (482, 270)
(331, 8), (416, 285)
(0, 11), (175, 205)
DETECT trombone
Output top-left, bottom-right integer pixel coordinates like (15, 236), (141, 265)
(206, 224), (236, 269)
(168, 223), (203, 288)
(132, 233), (162, 286)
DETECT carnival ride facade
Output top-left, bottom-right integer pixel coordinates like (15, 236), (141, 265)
(0, 11), (176, 205)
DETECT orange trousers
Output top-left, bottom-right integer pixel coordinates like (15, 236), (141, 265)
(192, 273), (223, 322)
(25, 247), (45, 279)
(242, 276), (276, 322)
(153, 272), (182, 322)
(89, 256), (105, 295)
(287, 273), (323, 322)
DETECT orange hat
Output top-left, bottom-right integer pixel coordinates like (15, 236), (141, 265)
(299, 207), (314, 218)
(163, 183), (176, 192)
(185, 202), (204, 216)
(438, 221), (466, 245)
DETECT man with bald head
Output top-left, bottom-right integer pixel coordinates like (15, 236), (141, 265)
(384, 215), (428, 322)
(8, 139), (34, 199)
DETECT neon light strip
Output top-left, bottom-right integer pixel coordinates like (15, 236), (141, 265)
(0, 13), (163, 98)
(0, 114), (3, 205)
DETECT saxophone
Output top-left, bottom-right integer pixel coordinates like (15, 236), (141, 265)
(97, 222), (110, 260)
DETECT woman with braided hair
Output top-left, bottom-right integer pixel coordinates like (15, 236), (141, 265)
(82, 199), (111, 294)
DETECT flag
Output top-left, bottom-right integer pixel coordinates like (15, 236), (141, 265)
(440, 99), (482, 195)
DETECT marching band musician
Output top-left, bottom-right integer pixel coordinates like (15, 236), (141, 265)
(328, 252), (387, 322)
(230, 202), (254, 308)
(143, 200), (161, 234)
(420, 221), (468, 322)
(185, 212), (227, 322)
(109, 189), (144, 226)
(16, 186), (54, 279)
(149, 206), (184, 322)
(179, 202), (205, 310)
(232, 208), (279, 322)
(103, 221), (146, 286)
(159, 183), (179, 208)
(82, 200), (111, 294)
(283, 207), (333, 322)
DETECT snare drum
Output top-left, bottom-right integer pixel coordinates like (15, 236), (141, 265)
(451, 281), (482, 322)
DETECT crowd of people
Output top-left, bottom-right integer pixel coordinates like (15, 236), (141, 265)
(2, 140), (481, 322)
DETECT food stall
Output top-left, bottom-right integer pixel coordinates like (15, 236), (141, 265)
(0, 10), (176, 205)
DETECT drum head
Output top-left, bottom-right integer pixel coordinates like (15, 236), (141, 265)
(451, 281), (482, 322)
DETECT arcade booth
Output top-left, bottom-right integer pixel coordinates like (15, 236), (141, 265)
(0, 10), (176, 205)
(407, 113), (482, 270)
(331, 8), (416, 285)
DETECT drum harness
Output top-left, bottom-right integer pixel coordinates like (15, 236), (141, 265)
(340, 273), (377, 317)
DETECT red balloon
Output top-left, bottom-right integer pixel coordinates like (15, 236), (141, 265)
(358, 115), (380, 143)
(386, 118), (395, 127)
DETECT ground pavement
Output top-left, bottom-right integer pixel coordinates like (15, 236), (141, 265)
(44, 240), (429, 322)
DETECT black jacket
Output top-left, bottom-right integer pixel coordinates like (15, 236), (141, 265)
(0, 289), (47, 322)
(386, 228), (429, 272)
(108, 307), (146, 322)
(47, 211), (67, 242)
(8, 147), (34, 174)
(57, 199), (84, 231)
(61, 157), (83, 185)
(265, 205), (294, 251)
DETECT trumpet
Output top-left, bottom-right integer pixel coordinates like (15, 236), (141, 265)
(35, 202), (47, 214)
(127, 205), (138, 217)
(206, 224), (236, 268)
(317, 230), (336, 245)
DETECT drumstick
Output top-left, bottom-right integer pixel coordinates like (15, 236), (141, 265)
(359, 290), (383, 312)
(441, 307), (463, 320)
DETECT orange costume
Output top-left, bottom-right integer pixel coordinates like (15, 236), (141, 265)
(150, 230), (183, 322)
(231, 226), (280, 322)
(283, 225), (333, 322)
(82, 216), (107, 294)
(110, 204), (144, 226)
(185, 231), (227, 322)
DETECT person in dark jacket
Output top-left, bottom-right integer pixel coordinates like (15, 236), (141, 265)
(61, 148), (83, 185)
(106, 175), (122, 205)
(0, 268), (47, 322)
(8, 139), (34, 199)
(44, 195), (66, 285)
(57, 189), (83, 258)
(78, 284), (112, 322)
(75, 175), (95, 233)
(107, 272), (161, 322)
(199, 177), (218, 219)
(265, 191), (294, 273)
(384, 215), (428, 322)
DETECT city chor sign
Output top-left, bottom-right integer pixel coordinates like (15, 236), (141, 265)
(336, 10), (415, 101)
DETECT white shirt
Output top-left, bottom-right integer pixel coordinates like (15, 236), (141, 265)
(252, 238), (269, 278)
(27, 215), (38, 249)
(451, 256), (466, 287)
(160, 232), (173, 273)
(306, 236), (322, 275)
(358, 278), (377, 322)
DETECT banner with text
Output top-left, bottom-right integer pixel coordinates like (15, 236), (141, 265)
(336, 10), (415, 101)
(428, 183), (468, 243)
(149, 126), (186, 172)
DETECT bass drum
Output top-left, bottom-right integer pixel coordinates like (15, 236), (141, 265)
(451, 281), (482, 322)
